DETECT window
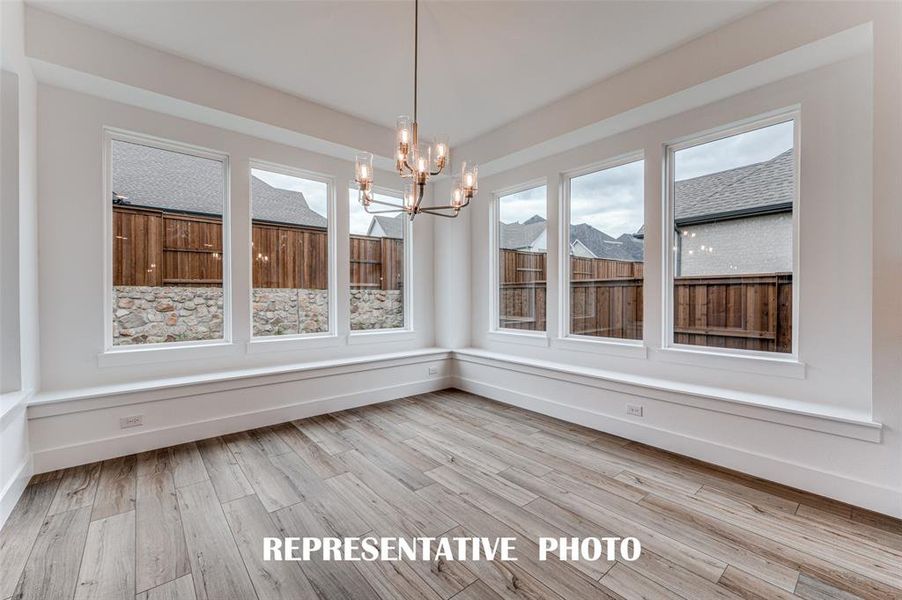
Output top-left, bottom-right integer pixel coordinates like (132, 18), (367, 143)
(109, 134), (228, 346)
(667, 116), (796, 354)
(251, 166), (331, 337)
(565, 158), (644, 340)
(496, 185), (548, 332)
(348, 188), (407, 330)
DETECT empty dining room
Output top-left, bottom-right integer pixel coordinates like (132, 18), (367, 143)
(1, 1), (901, 599)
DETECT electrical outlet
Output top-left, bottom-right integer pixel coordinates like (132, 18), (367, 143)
(120, 415), (144, 429)
(626, 404), (644, 417)
(428, 366), (439, 376)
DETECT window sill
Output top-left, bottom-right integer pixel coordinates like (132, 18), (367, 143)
(486, 330), (550, 347)
(247, 333), (343, 354)
(97, 341), (241, 367)
(347, 329), (416, 345)
(552, 336), (648, 359)
(654, 346), (805, 379)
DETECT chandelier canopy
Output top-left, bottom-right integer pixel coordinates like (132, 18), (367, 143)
(354, 0), (477, 220)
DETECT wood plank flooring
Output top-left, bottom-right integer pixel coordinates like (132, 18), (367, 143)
(3, 389), (901, 600)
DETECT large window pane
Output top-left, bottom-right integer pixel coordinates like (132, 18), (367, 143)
(568, 160), (644, 340)
(111, 138), (225, 345)
(670, 119), (794, 353)
(498, 185), (547, 331)
(348, 189), (406, 330)
(251, 168), (330, 337)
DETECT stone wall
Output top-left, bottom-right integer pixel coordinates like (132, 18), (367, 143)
(350, 289), (404, 331)
(113, 286), (224, 345)
(252, 289), (328, 336)
(113, 286), (402, 344)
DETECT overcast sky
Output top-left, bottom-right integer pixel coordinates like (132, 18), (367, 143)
(570, 159), (644, 237)
(500, 120), (793, 239)
(499, 185), (547, 225)
(675, 120), (793, 180)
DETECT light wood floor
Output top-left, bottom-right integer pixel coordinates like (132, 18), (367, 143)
(2, 390), (901, 600)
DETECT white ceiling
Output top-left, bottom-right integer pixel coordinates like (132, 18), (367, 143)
(31, 0), (767, 144)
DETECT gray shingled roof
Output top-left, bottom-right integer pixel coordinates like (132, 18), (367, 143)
(569, 223), (644, 261)
(111, 139), (327, 229)
(366, 214), (404, 239)
(250, 177), (326, 228)
(674, 149), (793, 224)
(501, 216), (644, 261)
(500, 216), (547, 250)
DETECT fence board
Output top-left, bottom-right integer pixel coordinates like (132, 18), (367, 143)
(114, 207), (403, 291)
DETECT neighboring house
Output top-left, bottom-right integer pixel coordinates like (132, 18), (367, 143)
(500, 214), (548, 252)
(498, 149), (793, 277)
(568, 222), (644, 262)
(111, 139), (327, 229)
(366, 214), (404, 239)
(674, 149), (793, 276)
(500, 215), (644, 262)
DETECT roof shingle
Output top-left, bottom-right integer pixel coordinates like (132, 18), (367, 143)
(111, 139), (327, 229)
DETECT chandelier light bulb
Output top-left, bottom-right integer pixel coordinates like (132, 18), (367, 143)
(451, 186), (463, 208)
(355, 151), (373, 184)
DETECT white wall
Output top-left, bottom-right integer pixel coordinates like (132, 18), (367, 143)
(459, 51), (902, 516)
(2, 70), (22, 394)
(1, 0), (40, 527)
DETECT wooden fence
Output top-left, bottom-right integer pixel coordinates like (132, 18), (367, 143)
(499, 249), (792, 352)
(349, 235), (404, 290)
(113, 206), (403, 290)
(674, 273), (792, 353)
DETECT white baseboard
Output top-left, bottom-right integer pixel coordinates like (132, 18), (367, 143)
(32, 376), (452, 473)
(0, 456), (33, 530)
(454, 376), (902, 518)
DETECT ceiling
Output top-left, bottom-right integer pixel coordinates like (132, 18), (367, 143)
(31, 0), (767, 144)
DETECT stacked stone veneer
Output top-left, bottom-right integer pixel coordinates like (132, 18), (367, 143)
(350, 289), (404, 331)
(113, 286), (402, 344)
(252, 289), (329, 336)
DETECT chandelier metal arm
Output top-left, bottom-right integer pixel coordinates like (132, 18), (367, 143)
(362, 204), (407, 215)
(417, 207), (461, 218)
(365, 197), (407, 210)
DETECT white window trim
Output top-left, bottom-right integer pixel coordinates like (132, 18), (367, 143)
(100, 127), (234, 365)
(488, 178), (550, 344)
(557, 150), (647, 358)
(661, 108), (803, 367)
(247, 159), (339, 344)
(347, 184), (415, 339)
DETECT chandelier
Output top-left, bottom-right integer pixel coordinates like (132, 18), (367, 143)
(354, 0), (477, 220)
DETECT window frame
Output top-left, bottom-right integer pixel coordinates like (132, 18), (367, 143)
(101, 127), (233, 359)
(247, 159), (338, 343)
(489, 178), (549, 342)
(558, 150), (646, 351)
(347, 183), (415, 339)
(662, 108), (801, 361)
